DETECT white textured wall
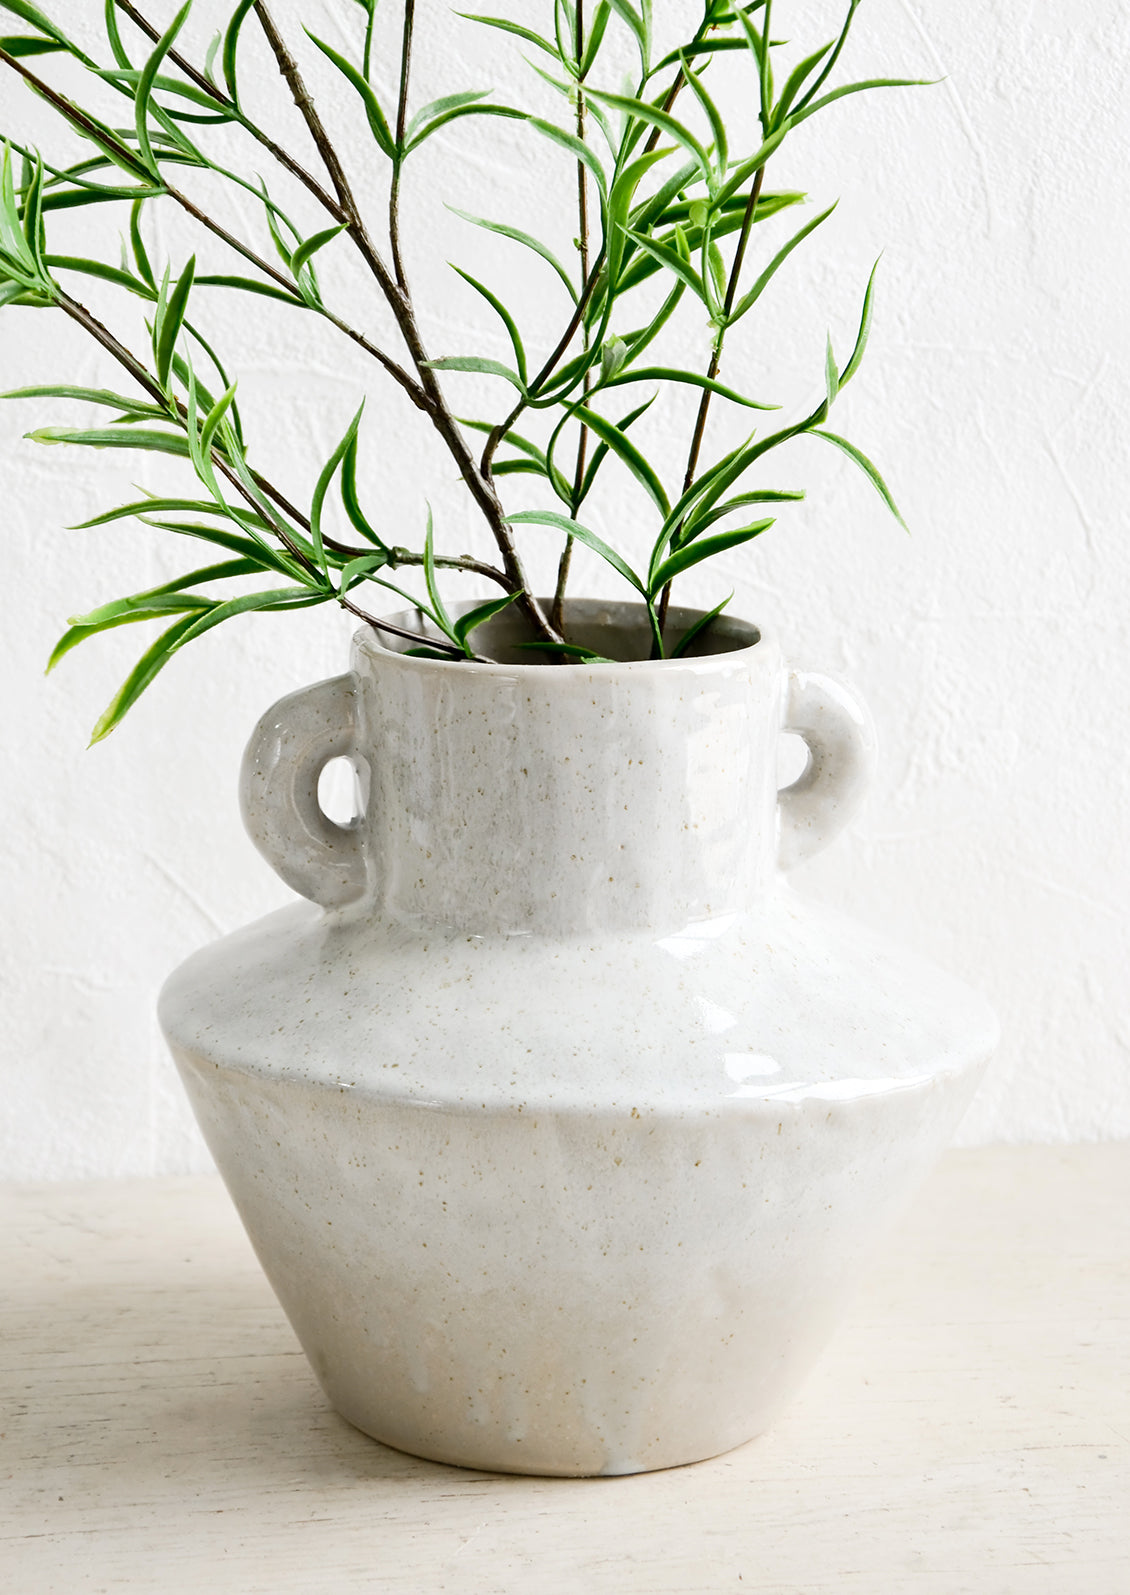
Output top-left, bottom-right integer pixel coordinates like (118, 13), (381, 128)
(2, 0), (1128, 1177)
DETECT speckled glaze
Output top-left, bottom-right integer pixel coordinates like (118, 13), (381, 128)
(160, 602), (998, 1477)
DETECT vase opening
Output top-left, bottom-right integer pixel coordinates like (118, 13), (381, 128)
(366, 597), (761, 667)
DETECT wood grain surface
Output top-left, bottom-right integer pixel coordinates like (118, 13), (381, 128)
(2, 1144), (1127, 1594)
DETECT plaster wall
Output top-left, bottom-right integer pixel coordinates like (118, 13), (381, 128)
(2, 0), (1127, 1177)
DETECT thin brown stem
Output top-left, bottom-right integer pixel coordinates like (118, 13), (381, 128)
(250, 1), (559, 644)
(656, 163), (767, 638)
(54, 288), (168, 408)
(112, 0), (220, 102)
(253, 1), (363, 225)
(391, 549), (510, 589)
(389, 0), (414, 289)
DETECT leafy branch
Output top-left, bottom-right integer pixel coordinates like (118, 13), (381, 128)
(0, 0), (926, 734)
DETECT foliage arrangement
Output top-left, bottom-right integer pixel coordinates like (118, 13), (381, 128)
(0, 0), (921, 737)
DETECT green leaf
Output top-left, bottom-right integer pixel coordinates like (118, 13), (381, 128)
(621, 227), (706, 302)
(505, 509), (644, 594)
(290, 222), (347, 277)
(42, 253), (153, 295)
(340, 432), (388, 551)
(524, 115), (608, 201)
(650, 518), (775, 593)
(424, 355), (526, 393)
(134, 0), (193, 174)
(515, 640), (613, 663)
(456, 13), (557, 58)
(603, 367), (777, 410)
(839, 258), (879, 388)
(19, 149), (43, 269)
(86, 612), (200, 742)
(37, 180), (164, 213)
(790, 78), (934, 134)
(671, 592), (732, 658)
(69, 558), (260, 630)
(336, 551), (388, 595)
(449, 265), (527, 386)
(72, 496), (268, 530)
(137, 518), (302, 578)
(604, 0), (647, 71)
(714, 122), (793, 209)
(605, 142), (672, 280)
(491, 458), (552, 481)
(588, 88), (711, 186)
(573, 395), (653, 505)
(728, 202), (836, 325)
(407, 90), (490, 140)
(221, 0), (255, 106)
(809, 428), (906, 527)
(169, 348), (218, 422)
(311, 403), (365, 577)
(686, 487), (804, 537)
(155, 254), (195, 388)
(403, 101), (524, 154)
(128, 196), (155, 287)
(194, 273), (301, 304)
(198, 381), (237, 463)
(791, 0), (860, 116)
(27, 425), (191, 456)
(448, 206), (577, 302)
(100, 67), (232, 114)
(0, 33), (65, 55)
(452, 588), (522, 651)
(771, 39), (834, 129)
(656, 189), (803, 229)
(652, 37), (754, 71)
(421, 507), (456, 642)
(49, 602), (203, 674)
(571, 404), (669, 516)
(680, 53), (727, 175)
(0, 1), (76, 54)
(579, 0), (612, 73)
(203, 27), (221, 84)
(2, 383), (162, 415)
(304, 30), (396, 158)
(89, 586), (323, 742)
(733, 4), (772, 133)
(408, 88), (491, 143)
(460, 417), (571, 499)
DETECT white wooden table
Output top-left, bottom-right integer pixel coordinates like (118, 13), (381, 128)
(2, 1144), (1127, 1594)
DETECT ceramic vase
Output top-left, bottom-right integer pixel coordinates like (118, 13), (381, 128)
(160, 601), (998, 1477)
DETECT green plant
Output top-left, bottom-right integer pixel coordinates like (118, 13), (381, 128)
(1, 0), (920, 738)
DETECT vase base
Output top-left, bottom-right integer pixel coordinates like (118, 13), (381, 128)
(163, 885), (997, 1477)
(331, 1400), (771, 1477)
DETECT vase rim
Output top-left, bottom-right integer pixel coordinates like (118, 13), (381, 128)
(356, 597), (767, 673)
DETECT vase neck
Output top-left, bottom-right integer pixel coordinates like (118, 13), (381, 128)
(351, 632), (783, 937)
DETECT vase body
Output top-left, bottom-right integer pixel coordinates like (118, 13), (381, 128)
(161, 602), (997, 1477)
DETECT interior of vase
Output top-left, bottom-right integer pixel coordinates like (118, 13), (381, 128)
(368, 598), (761, 665)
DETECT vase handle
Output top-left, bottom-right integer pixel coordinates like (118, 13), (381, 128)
(239, 672), (368, 909)
(777, 669), (877, 872)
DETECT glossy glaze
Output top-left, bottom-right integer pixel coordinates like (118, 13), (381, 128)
(161, 603), (997, 1476)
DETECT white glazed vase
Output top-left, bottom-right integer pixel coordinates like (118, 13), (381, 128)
(161, 602), (997, 1477)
